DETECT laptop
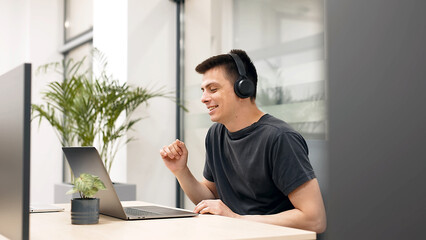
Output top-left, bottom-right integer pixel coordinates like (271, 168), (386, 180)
(30, 204), (64, 213)
(62, 147), (197, 220)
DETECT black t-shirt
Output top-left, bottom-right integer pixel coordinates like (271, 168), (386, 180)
(203, 114), (316, 215)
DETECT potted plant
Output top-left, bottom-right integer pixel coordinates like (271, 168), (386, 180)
(32, 49), (169, 202)
(67, 173), (106, 224)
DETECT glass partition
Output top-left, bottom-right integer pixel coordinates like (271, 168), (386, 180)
(183, 0), (325, 209)
(234, 0), (325, 139)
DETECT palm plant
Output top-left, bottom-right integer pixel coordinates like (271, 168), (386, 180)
(33, 49), (168, 178)
(32, 58), (91, 147)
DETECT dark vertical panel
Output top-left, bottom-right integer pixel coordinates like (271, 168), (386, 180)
(172, 0), (185, 208)
(23, 64), (31, 240)
(327, 1), (426, 239)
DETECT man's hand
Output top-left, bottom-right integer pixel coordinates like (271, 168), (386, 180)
(160, 139), (188, 175)
(193, 199), (240, 218)
(160, 141), (217, 205)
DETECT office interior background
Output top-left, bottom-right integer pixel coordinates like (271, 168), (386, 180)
(0, 0), (424, 239)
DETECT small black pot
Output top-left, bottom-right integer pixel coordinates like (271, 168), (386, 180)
(71, 198), (100, 224)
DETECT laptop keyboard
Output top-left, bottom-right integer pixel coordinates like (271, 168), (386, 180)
(124, 207), (162, 217)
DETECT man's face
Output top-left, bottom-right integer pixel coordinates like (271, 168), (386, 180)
(200, 67), (239, 125)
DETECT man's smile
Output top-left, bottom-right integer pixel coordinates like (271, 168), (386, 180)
(208, 105), (218, 112)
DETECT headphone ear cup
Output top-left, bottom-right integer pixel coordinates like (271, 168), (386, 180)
(234, 77), (255, 98)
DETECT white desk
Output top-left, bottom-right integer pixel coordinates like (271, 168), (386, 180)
(30, 201), (316, 240)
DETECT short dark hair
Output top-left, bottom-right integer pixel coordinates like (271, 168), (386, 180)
(195, 49), (258, 100)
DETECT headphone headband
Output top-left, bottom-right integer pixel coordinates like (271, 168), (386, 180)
(229, 53), (247, 77)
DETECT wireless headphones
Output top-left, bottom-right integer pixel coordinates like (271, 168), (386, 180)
(229, 53), (255, 99)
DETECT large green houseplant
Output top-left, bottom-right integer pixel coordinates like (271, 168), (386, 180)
(32, 49), (168, 178)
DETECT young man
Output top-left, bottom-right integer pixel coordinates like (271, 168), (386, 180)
(160, 49), (326, 233)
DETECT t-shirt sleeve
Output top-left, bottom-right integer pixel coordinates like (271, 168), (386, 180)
(271, 132), (316, 196)
(203, 128), (214, 182)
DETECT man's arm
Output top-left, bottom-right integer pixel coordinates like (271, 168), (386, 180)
(174, 168), (218, 204)
(194, 178), (326, 233)
(241, 178), (326, 233)
(160, 140), (217, 204)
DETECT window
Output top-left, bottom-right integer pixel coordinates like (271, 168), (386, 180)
(64, 0), (93, 42)
(61, 0), (94, 182)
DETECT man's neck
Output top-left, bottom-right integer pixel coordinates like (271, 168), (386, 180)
(224, 106), (264, 133)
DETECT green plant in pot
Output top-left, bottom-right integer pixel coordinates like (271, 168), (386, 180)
(67, 173), (106, 224)
(32, 49), (169, 182)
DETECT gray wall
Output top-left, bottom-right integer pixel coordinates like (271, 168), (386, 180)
(326, 0), (426, 239)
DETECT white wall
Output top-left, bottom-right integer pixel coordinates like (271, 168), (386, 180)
(93, 0), (128, 183)
(92, 0), (178, 207)
(0, 0), (64, 204)
(29, 0), (64, 205)
(94, 0), (179, 206)
(126, 0), (177, 207)
(0, 0), (29, 75)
